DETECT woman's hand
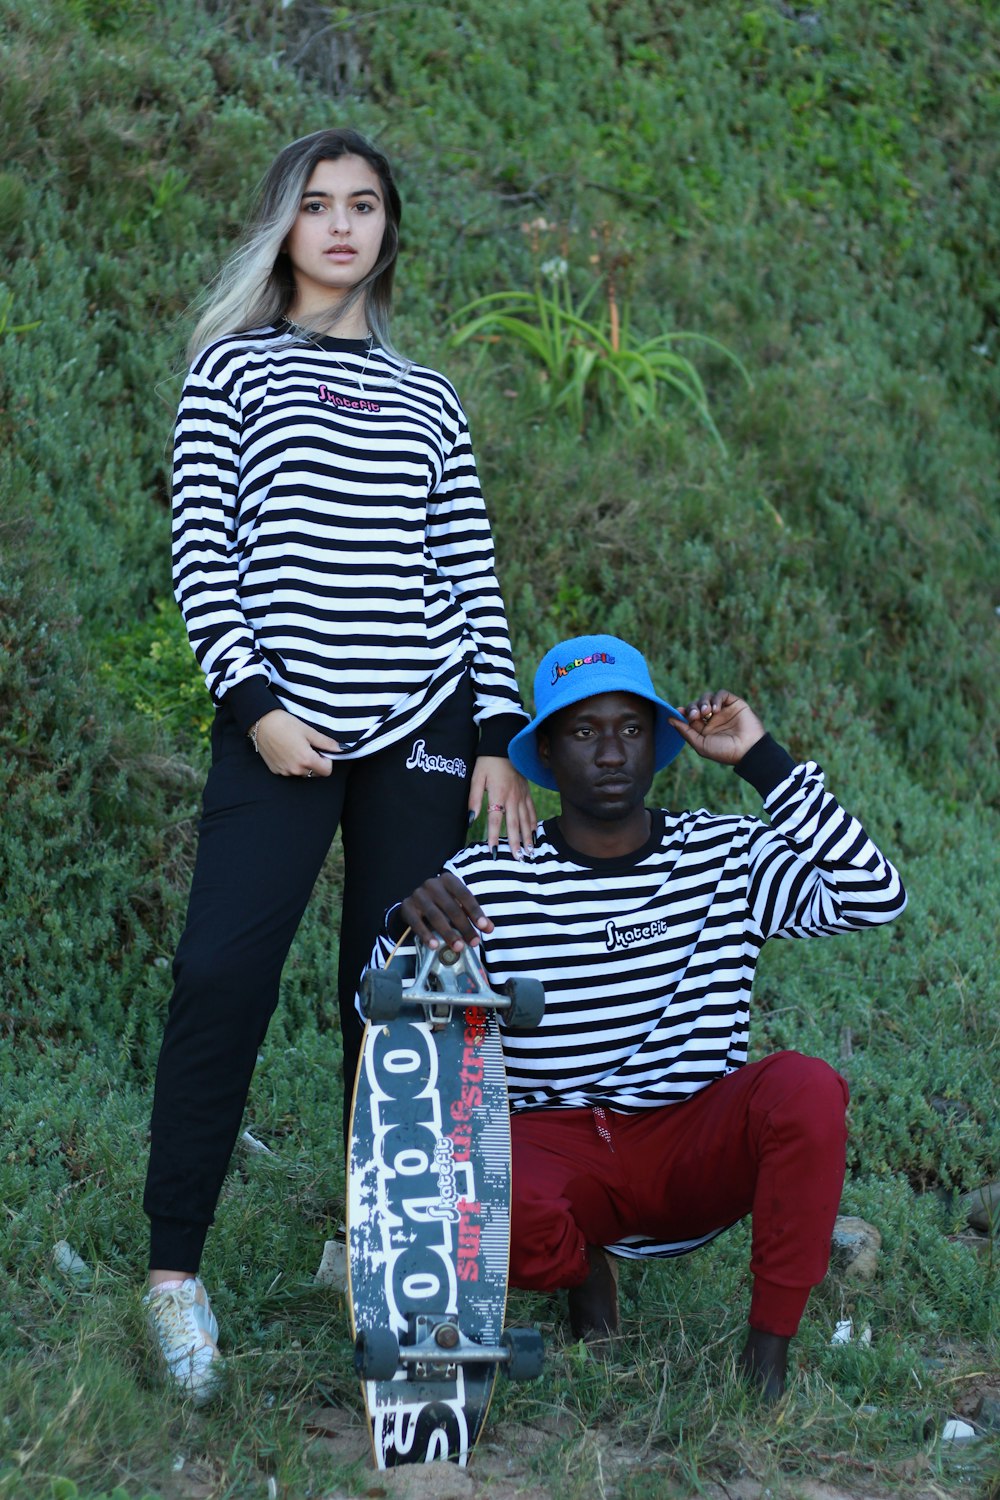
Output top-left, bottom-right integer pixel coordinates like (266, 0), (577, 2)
(251, 710), (340, 777)
(468, 755), (537, 859)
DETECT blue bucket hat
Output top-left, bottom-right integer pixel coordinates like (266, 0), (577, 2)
(508, 634), (687, 791)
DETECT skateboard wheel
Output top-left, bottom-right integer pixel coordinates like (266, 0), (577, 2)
(354, 1327), (400, 1380)
(359, 968), (404, 1022)
(503, 977), (545, 1029)
(501, 1327), (544, 1380)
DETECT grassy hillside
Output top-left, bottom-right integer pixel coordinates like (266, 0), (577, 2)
(1, 1), (997, 1496)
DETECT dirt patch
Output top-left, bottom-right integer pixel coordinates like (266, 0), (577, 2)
(302, 1402), (372, 1466)
(306, 1398), (992, 1500)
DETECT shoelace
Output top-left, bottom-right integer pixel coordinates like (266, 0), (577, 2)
(148, 1283), (211, 1346)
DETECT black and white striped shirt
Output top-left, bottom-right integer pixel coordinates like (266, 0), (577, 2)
(368, 737), (906, 1257)
(171, 325), (526, 756)
(441, 743), (905, 1114)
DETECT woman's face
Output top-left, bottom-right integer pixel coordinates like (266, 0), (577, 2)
(283, 154), (388, 321)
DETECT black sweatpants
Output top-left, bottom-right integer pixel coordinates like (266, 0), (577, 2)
(143, 679), (476, 1273)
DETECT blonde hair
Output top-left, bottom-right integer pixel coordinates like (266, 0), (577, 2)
(188, 128), (404, 364)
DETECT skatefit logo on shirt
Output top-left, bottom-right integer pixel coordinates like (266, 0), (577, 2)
(550, 649), (615, 685)
(317, 383), (381, 413)
(605, 916), (671, 952)
(405, 739), (468, 778)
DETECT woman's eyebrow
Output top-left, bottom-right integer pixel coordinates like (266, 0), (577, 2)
(300, 187), (382, 202)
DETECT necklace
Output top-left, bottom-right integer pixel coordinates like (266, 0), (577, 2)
(342, 334), (374, 393)
(285, 319), (376, 392)
(317, 331), (375, 394)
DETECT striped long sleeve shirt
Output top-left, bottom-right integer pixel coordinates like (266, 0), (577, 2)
(171, 325), (527, 757)
(367, 736), (906, 1258)
(442, 738), (905, 1113)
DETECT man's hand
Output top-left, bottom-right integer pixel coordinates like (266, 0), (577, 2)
(253, 709), (340, 776)
(400, 872), (494, 952)
(669, 690), (766, 765)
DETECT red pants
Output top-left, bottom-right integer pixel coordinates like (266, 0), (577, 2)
(510, 1051), (848, 1337)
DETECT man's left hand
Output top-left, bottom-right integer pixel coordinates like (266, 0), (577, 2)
(670, 690), (766, 765)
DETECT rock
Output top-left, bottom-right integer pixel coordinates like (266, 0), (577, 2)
(829, 1216), (882, 1282)
(959, 1180), (1000, 1233)
(52, 1240), (92, 1286)
(972, 1394), (1000, 1433)
(315, 1238), (348, 1290)
(941, 1418), (979, 1444)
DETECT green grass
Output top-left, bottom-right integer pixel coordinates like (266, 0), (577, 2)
(1, 0), (999, 1494)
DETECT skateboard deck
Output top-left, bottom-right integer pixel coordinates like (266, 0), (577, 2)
(347, 936), (544, 1468)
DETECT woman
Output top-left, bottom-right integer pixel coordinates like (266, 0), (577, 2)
(142, 128), (535, 1402)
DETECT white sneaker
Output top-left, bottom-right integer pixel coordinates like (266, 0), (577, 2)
(143, 1277), (222, 1404)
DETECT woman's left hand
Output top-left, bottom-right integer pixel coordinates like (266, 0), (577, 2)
(468, 756), (537, 860)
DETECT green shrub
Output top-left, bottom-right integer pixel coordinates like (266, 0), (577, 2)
(452, 271), (749, 441)
(0, 171), (27, 252)
(99, 599), (212, 742)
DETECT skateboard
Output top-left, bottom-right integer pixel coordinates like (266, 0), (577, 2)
(347, 935), (545, 1468)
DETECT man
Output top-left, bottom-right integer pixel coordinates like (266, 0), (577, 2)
(390, 634), (907, 1399)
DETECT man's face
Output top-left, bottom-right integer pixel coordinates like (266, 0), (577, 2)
(538, 691), (656, 823)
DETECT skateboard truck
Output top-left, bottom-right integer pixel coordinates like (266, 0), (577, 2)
(355, 1316), (544, 1383)
(360, 940), (545, 1030)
